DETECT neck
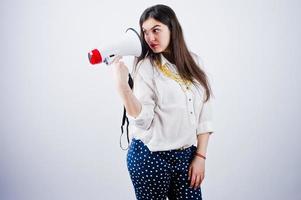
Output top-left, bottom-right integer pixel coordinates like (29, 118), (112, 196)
(162, 51), (174, 64)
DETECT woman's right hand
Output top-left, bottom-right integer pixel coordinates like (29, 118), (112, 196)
(110, 56), (141, 118)
(111, 56), (130, 91)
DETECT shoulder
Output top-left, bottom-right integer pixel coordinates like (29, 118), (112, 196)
(133, 57), (154, 81)
(189, 51), (205, 70)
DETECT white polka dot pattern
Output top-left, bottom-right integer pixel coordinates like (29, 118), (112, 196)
(126, 138), (202, 200)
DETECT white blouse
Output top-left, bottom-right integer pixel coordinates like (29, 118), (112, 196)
(127, 53), (214, 152)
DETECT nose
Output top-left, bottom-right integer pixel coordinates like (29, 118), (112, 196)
(146, 32), (156, 42)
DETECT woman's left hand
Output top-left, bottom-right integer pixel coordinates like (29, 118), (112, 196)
(188, 156), (205, 190)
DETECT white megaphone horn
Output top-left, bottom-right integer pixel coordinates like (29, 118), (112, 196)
(88, 28), (142, 65)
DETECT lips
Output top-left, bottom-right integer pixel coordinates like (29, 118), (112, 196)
(150, 43), (159, 48)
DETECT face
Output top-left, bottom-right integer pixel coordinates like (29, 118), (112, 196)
(142, 18), (171, 53)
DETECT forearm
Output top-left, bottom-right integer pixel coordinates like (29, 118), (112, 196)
(196, 133), (210, 156)
(117, 84), (142, 118)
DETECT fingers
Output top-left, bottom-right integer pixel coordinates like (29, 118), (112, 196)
(112, 55), (123, 64)
(194, 175), (201, 190)
(112, 56), (127, 69)
(189, 167), (196, 188)
(200, 172), (205, 183)
(190, 173), (196, 188)
(190, 174), (201, 190)
(189, 169), (205, 189)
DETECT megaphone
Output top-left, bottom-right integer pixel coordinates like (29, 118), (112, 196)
(88, 28), (142, 65)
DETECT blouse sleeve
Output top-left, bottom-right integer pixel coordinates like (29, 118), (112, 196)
(196, 98), (214, 135)
(195, 55), (214, 135)
(127, 60), (156, 131)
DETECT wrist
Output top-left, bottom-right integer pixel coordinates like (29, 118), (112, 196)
(117, 83), (131, 93)
(117, 84), (132, 99)
(195, 152), (206, 160)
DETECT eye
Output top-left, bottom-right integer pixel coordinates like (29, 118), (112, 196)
(153, 28), (160, 33)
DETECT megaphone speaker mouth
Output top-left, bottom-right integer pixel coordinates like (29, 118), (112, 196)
(88, 49), (102, 64)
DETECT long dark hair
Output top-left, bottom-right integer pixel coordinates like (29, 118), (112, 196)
(135, 4), (213, 102)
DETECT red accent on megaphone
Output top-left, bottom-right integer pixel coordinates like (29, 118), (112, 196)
(88, 49), (102, 64)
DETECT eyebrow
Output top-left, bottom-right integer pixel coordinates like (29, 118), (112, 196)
(142, 25), (161, 32)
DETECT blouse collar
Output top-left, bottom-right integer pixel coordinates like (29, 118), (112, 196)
(160, 53), (176, 68)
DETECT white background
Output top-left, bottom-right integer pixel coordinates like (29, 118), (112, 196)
(1, 0), (300, 199)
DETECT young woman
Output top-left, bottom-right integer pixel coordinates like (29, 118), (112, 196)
(112, 4), (214, 200)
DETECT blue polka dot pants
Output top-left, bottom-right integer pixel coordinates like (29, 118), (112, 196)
(126, 138), (202, 200)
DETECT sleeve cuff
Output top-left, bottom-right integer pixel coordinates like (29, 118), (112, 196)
(197, 121), (214, 135)
(127, 104), (145, 121)
(127, 105), (153, 130)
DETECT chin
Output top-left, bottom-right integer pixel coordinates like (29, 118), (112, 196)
(152, 49), (163, 53)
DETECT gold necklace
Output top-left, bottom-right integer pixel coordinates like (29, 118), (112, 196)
(155, 61), (192, 92)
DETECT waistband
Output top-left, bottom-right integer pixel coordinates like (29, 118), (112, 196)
(131, 138), (196, 152)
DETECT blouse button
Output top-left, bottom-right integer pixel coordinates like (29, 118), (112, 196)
(190, 111), (193, 114)
(189, 98), (191, 101)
